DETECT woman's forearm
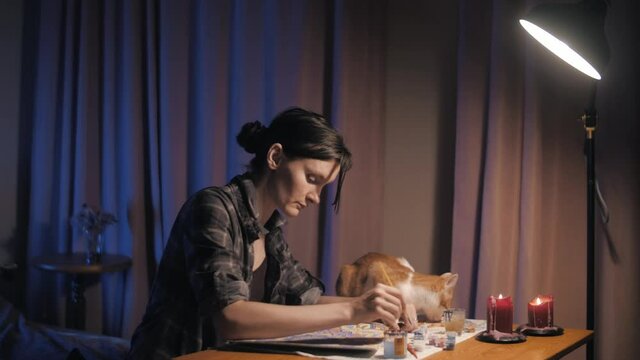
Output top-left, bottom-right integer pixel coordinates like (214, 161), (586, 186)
(316, 295), (356, 304)
(219, 300), (355, 340)
(219, 284), (405, 340)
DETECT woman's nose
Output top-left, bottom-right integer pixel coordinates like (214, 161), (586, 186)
(307, 191), (320, 204)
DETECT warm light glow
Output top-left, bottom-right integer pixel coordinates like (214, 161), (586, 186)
(519, 19), (602, 80)
(535, 297), (542, 305)
(498, 294), (503, 299)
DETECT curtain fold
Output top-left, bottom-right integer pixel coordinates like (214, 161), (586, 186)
(325, 0), (387, 290)
(474, 0), (527, 319)
(450, 0), (494, 318)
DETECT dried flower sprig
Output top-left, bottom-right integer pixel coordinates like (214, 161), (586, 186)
(71, 203), (117, 234)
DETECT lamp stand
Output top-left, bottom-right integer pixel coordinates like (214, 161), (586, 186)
(582, 82), (597, 360)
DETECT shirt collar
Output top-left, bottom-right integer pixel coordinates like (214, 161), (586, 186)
(231, 173), (286, 242)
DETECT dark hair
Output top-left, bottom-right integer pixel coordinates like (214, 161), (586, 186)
(237, 107), (352, 212)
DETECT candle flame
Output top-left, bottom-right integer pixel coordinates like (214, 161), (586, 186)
(535, 297), (542, 305)
(498, 293), (503, 299)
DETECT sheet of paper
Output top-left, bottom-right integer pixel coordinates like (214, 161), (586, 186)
(263, 322), (386, 344)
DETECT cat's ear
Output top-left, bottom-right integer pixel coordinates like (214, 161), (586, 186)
(442, 273), (459, 289)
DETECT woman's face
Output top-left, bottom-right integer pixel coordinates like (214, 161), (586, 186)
(267, 152), (340, 218)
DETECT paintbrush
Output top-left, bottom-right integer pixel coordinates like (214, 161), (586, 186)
(380, 265), (394, 287)
(380, 266), (406, 327)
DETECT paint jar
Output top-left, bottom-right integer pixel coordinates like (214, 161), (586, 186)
(383, 330), (407, 358)
(428, 326), (446, 347)
(412, 325), (427, 351)
(444, 331), (457, 350)
(427, 332), (436, 346)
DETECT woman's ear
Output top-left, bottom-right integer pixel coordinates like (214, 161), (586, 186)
(266, 143), (284, 170)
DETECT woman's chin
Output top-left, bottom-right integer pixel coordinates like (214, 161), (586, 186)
(282, 206), (301, 217)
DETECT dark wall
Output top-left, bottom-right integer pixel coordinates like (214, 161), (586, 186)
(0, 0), (23, 300)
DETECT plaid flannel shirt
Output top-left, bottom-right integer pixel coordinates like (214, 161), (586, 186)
(127, 174), (324, 359)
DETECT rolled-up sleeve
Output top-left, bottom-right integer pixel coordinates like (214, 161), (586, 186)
(183, 191), (249, 315)
(299, 285), (323, 305)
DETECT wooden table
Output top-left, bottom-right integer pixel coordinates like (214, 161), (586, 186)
(31, 253), (132, 330)
(176, 328), (593, 360)
(428, 329), (592, 359)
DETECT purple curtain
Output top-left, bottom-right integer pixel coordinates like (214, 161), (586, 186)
(21, 0), (388, 337)
(21, 0), (389, 338)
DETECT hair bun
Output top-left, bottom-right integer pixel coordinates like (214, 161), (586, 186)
(236, 121), (266, 154)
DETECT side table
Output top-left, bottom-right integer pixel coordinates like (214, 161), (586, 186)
(31, 253), (132, 330)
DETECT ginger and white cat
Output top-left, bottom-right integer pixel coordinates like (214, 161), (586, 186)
(336, 252), (458, 322)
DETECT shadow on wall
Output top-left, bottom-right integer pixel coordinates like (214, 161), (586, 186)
(0, 228), (18, 306)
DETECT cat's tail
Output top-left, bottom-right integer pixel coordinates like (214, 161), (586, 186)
(335, 264), (357, 297)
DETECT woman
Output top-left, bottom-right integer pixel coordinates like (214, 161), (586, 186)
(128, 108), (410, 359)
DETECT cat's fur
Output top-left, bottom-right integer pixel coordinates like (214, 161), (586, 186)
(336, 252), (458, 322)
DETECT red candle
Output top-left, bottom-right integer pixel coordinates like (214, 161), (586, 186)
(487, 294), (513, 333)
(527, 295), (554, 328)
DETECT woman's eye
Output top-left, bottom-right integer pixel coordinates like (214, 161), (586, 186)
(307, 175), (317, 184)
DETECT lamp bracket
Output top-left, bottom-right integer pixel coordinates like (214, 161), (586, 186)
(582, 111), (597, 139)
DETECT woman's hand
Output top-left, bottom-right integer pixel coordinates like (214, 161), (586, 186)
(400, 303), (419, 332)
(350, 283), (405, 329)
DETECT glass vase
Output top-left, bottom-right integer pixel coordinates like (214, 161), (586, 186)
(82, 227), (103, 264)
